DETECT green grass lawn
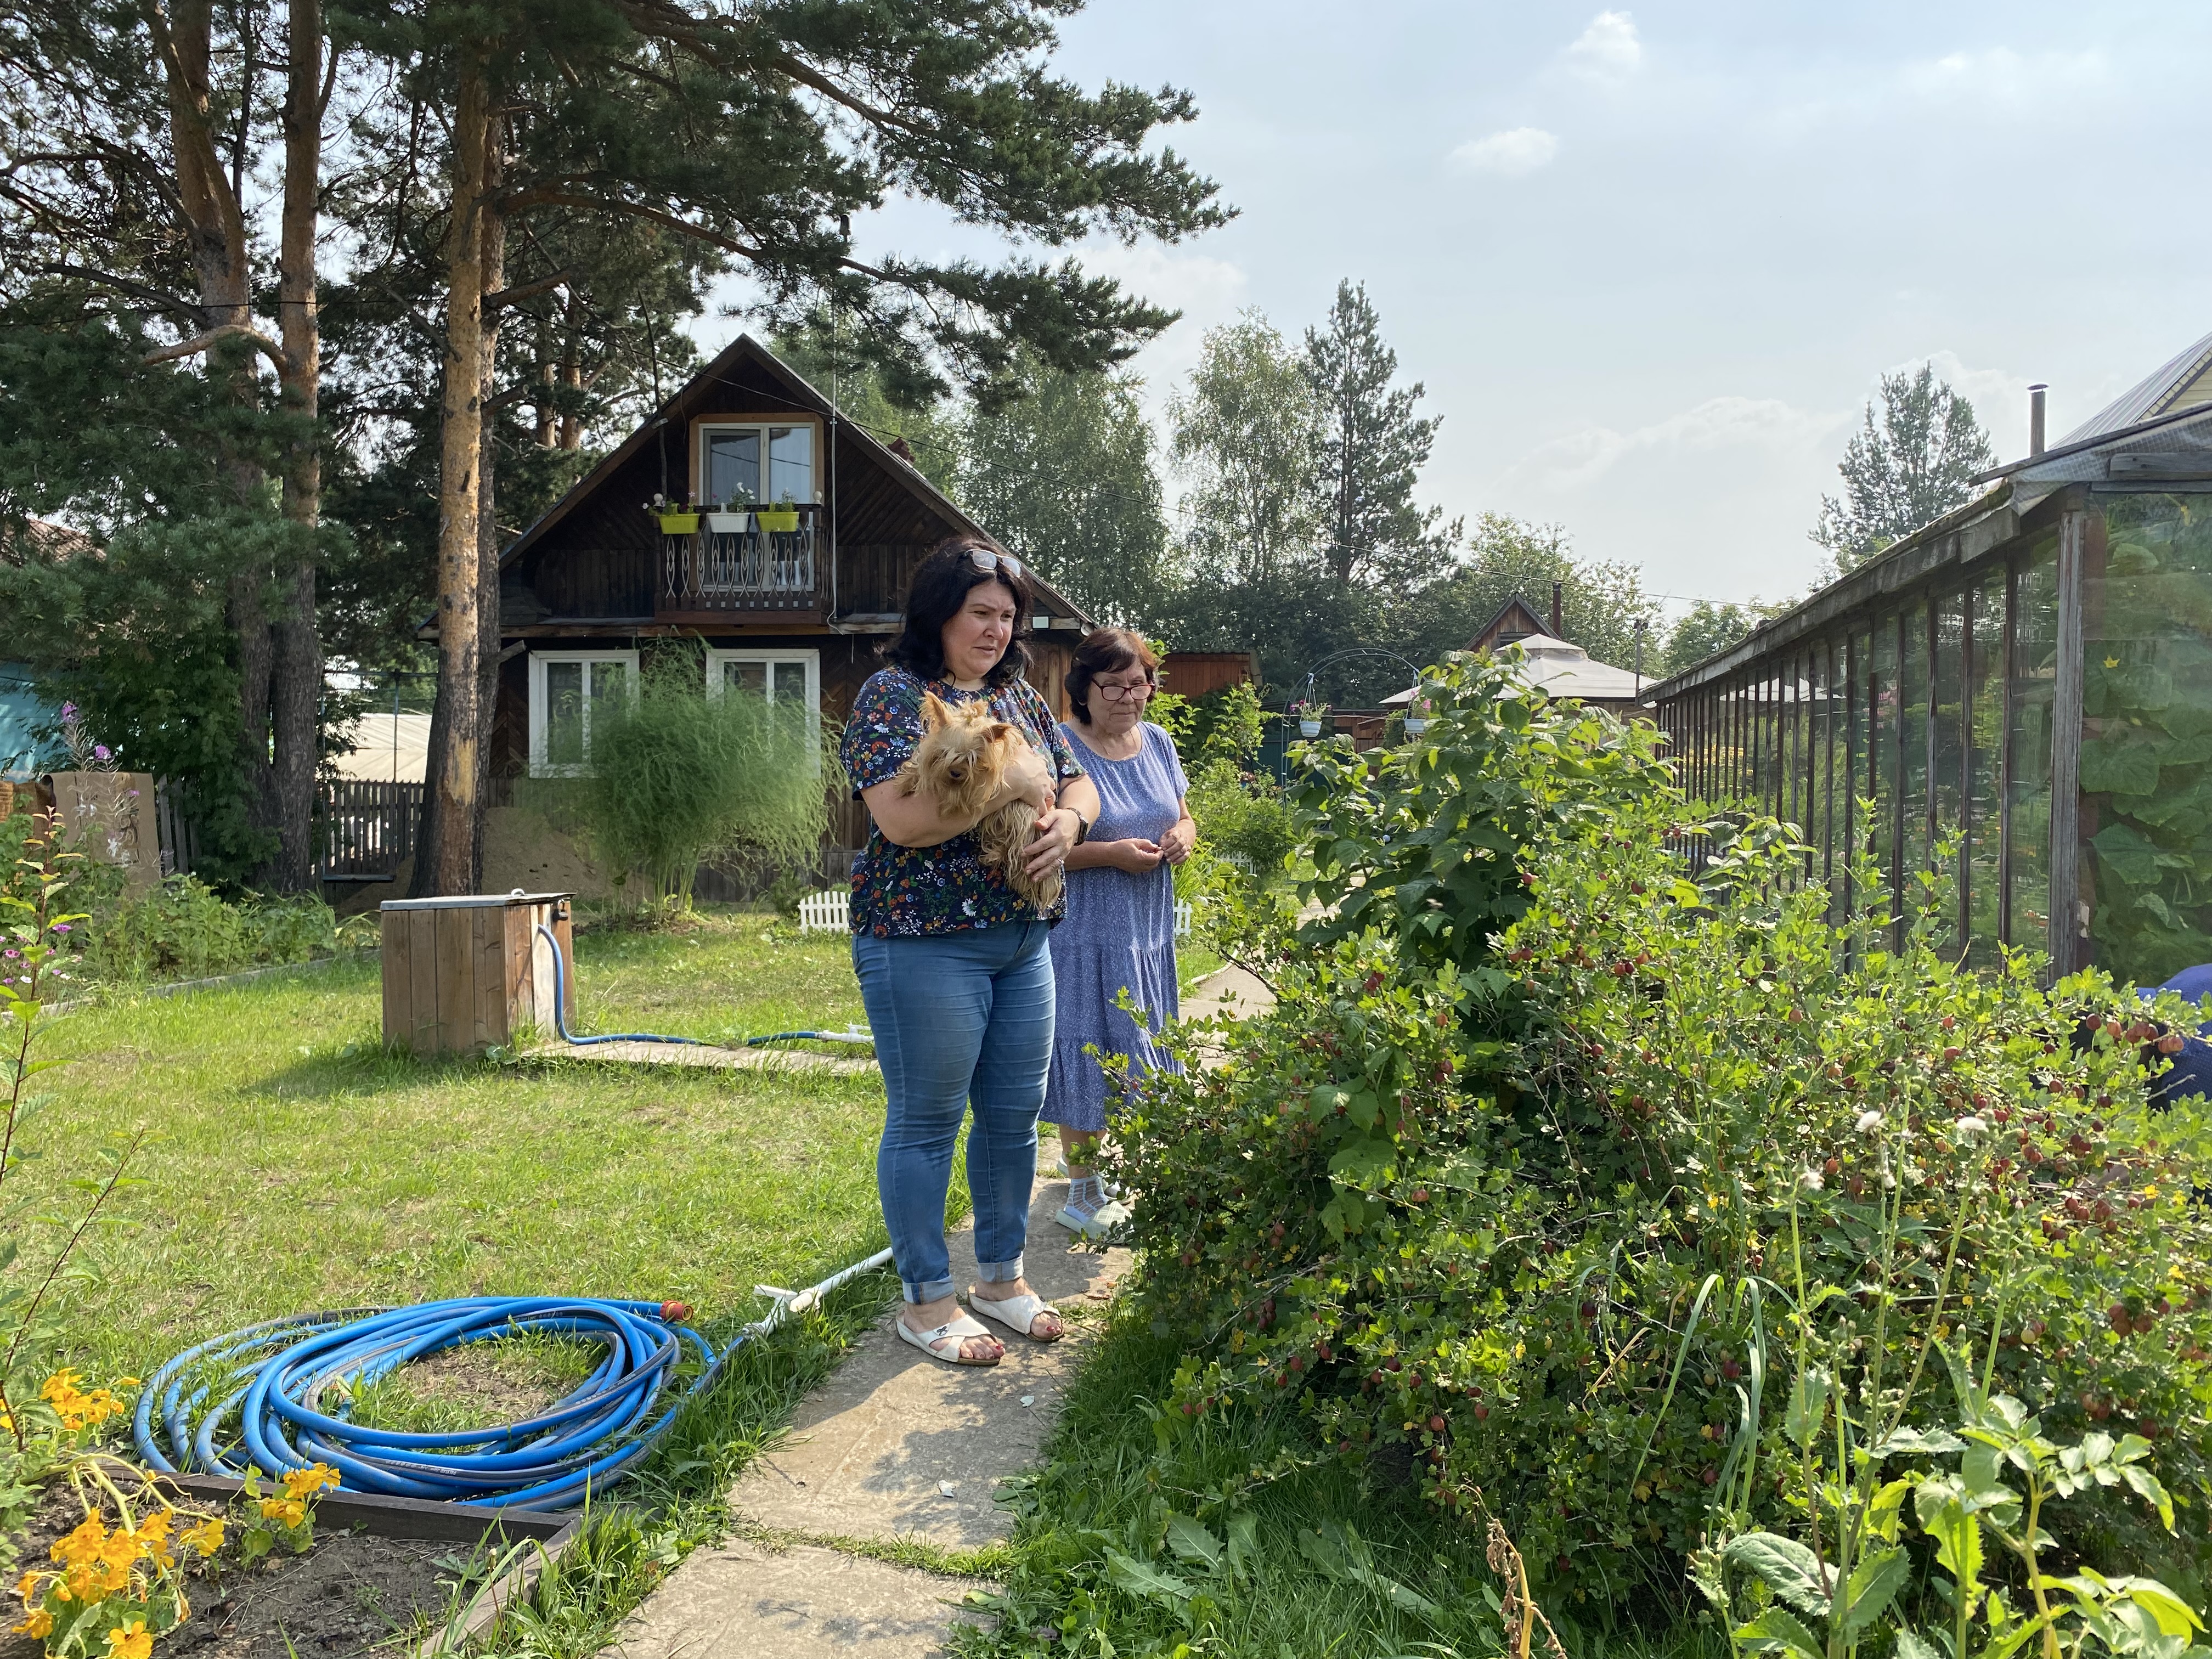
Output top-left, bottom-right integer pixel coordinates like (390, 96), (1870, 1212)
(26, 909), (898, 1383)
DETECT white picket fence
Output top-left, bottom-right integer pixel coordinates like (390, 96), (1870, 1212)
(799, 888), (1194, 938)
(797, 889), (849, 933)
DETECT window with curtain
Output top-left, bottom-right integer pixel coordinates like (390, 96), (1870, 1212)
(699, 423), (816, 505)
(530, 652), (637, 776)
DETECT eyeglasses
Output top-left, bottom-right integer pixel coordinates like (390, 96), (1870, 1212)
(967, 549), (1022, 579)
(1095, 679), (1153, 702)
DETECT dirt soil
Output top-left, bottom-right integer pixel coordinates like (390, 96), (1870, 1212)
(1, 1483), (492, 1659)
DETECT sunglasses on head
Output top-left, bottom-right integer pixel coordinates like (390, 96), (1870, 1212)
(966, 548), (1022, 579)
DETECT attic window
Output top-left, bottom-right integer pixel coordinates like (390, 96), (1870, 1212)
(699, 423), (815, 506)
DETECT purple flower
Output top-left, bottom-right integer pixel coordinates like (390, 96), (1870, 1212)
(51, 923), (70, 934)
(59, 702), (76, 719)
(93, 744), (111, 761)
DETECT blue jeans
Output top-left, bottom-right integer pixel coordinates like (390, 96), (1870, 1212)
(853, 923), (1055, 1304)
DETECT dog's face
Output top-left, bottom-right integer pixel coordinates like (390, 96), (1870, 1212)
(912, 694), (1020, 816)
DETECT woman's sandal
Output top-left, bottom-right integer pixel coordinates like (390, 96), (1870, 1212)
(896, 1312), (1003, 1366)
(969, 1290), (1063, 1342)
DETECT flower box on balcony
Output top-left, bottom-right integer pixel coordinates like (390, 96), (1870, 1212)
(755, 507), (800, 533)
(654, 511), (701, 535)
(704, 511), (750, 534)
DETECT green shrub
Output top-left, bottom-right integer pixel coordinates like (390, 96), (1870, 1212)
(76, 875), (340, 982)
(532, 648), (836, 907)
(1111, 651), (2212, 1616)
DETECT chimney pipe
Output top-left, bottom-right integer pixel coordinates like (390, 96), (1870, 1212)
(1551, 582), (1563, 638)
(2029, 383), (2048, 458)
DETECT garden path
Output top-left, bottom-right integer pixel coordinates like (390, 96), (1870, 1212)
(601, 966), (1278, 1659)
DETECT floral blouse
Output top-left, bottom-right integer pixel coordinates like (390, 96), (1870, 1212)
(841, 666), (1086, 937)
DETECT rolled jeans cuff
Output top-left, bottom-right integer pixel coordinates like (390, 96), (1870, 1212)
(975, 1255), (1024, 1284)
(905, 1276), (957, 1306)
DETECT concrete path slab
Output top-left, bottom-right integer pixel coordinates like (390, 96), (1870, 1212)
(531, 1040), (877, 1077)
(735, 1179), (1130, 1549)
(1182, 963), (1273, 1023)
(605, 1542), (986, 1659)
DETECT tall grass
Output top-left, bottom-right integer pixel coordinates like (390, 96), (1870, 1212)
(536, 648), (838, 906)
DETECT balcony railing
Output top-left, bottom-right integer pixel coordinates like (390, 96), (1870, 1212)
(661, 506), (821, 611)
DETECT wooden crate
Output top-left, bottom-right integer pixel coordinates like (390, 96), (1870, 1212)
(380, 893), (574, 1054)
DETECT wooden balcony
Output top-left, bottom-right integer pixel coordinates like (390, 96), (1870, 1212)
(657, 506), (822, 621)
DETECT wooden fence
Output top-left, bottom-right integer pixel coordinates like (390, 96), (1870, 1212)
(319, 780), (423, 882)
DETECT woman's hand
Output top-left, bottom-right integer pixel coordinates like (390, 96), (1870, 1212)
(1101, 838), (1164, 874)
(1024, 806), (1084, 881)
(997, 744), (1056, 814)
(1157, 815), (1197, 866)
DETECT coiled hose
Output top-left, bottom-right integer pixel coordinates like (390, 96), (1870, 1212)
(132, 1297), (726, 1509)
(535, 924), (871, 1051)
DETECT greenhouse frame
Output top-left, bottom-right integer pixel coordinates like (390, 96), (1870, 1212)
(1646, 330), (2212, 988)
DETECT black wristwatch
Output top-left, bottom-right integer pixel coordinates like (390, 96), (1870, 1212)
(1069, 809), (1092, 846)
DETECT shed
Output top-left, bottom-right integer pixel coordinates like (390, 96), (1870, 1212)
(1644, 328), (2212, 986)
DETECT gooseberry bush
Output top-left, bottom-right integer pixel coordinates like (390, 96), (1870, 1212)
(1109, 651), (2212, 1617)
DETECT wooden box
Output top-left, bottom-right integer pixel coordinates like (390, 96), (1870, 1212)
(380, 892), (575, 1055)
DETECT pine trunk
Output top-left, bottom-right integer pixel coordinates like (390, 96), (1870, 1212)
(266, 0), (325, 892)
(415, 52), (492, 895)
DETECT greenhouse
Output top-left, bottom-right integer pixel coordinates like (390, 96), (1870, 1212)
(1647, 330), (2212, 988)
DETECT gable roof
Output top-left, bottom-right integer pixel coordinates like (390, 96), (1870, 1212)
(494, 333), (1091, 627)
(2059, 328), (2212, 448)
(1465, 596), (1551, 654)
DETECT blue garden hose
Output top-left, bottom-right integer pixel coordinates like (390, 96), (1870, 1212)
(132, 1296), (729, 1509)
(535, 924), (870, 1051)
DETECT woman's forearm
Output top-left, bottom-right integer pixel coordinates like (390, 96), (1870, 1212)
(862, 780), (985, 848)
(1064, 840), (1123, 871)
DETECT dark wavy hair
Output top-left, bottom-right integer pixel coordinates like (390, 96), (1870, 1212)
(884, 538), (1034, 689)
(1065, 629), (1160, 726)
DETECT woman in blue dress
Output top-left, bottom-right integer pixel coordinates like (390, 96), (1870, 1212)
(1045, 630), (1196, 1236)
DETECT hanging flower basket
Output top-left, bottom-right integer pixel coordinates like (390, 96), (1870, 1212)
(1298, 718), (1323, 738)
(1403, 716), (1429, 736)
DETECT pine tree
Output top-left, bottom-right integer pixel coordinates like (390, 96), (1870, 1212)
(1812, 363), (1996, 572)
(1302, 281), (1458, 590)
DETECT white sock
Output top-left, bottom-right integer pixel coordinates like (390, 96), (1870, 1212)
(1068, 1175), (1102, 1213)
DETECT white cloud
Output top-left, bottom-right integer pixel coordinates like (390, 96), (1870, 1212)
(1898, 46), (2108, 105)
(1566, 11), (1642, 81)
(1449, 127), (1560, 178)
(1499, 396), (1844, 492)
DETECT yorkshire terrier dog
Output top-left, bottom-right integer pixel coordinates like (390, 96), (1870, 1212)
(900, 693), (1064, 909)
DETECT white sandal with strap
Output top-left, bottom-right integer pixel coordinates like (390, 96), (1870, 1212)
(896, 1311), (1002, 1366)
(969, 1290), (1063, 1342)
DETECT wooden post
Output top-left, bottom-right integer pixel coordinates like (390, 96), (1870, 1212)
(2050, 501), (2088, 976)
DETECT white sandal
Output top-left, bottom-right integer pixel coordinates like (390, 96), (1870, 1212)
(969, 1290), (1063, 1342)
(895, 1311), (1002, 1366)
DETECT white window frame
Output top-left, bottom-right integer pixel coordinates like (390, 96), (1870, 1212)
(528, 649), (640, 777)
(704, 647), (821, 716)
(692, 417), (821, 507)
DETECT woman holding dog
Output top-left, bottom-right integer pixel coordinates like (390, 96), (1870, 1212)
(1045, 631), (1194, 1237)
(840, 540), (1102, 1367)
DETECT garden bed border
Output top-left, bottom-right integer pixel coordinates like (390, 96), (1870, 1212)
(150, 1472), (578, 1659)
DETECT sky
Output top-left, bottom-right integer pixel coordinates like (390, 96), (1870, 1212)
(704, 1), (2212, 617)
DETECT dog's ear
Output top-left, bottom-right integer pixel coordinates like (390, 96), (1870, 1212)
(919, 693), (951, 731)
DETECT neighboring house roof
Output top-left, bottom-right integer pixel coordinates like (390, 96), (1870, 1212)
(328, 712), (432, 783)
(2058, 328), (2212, 448)
(1385, 634), (1645, 706)
(0, 517), (97, 568)
(1466, 597), (1551, 655)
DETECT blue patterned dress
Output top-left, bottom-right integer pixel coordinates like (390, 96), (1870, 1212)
(1044, 720), (1189, 1133)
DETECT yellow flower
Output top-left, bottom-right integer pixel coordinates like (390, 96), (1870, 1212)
(12, 1609), (52, 1639)
(180, 1517), (224, 1559)
(16, 1571), (39, 1601)
(257, 1498), (306, 1527)
(2105, 656), (2121, 669)
(106, 1617), (153, 1659)
(281, 1464), (340, 1500)
(54, 1518), (108, 1567)
(39, 1370), (83, 1404)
